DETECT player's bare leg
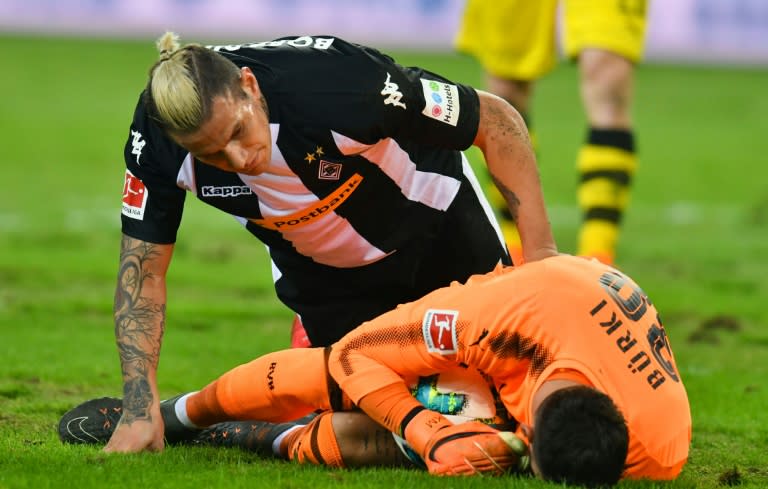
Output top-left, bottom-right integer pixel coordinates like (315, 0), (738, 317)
(331, 411), (413, 467)
(576, 48), (637, 265)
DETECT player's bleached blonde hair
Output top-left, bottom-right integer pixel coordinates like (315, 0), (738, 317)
(144, 32), (245, 134)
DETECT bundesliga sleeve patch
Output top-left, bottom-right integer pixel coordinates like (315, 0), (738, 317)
(121, 169), (148, 220)
(422, 309), (459, 355)
(420, 78), (460, 127)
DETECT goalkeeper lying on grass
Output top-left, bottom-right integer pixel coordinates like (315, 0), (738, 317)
(61, 255), (691, 487)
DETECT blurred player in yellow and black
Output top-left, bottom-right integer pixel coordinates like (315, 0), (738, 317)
(456, 0), (648, 265)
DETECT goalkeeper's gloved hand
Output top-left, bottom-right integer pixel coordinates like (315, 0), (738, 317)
(404, 409), (529, 476)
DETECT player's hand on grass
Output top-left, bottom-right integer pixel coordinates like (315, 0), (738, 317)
(104, 415), (165, 453)
(405, 410), (528, 476)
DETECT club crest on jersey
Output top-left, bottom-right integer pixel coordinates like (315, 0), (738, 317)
(121, 169), (148, 220)
(422, 309), (459, 355)
(381, 73), (406, 109)
(318, 160), (342, 180)
(420, 79), (460, 126)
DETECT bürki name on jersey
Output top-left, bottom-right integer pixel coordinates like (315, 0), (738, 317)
(122, 169), (148, 220)
(251, 173), (362, 231)
(420, 78), (460, 126)
(591, 270), (681, 391)
(207, 36), (335, 52)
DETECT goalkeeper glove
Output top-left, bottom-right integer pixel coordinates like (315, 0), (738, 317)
(404, 408), (529, 476)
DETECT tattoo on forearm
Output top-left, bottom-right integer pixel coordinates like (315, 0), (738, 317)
(114, 237), (166, 421)
(493, 176), (521, 223)
(122, 377), (154, 423)
(484, 101), (532, 223)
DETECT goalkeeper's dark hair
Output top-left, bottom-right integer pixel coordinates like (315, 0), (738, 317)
(144, 32), (246, 135)
(533, 385), (628, 488)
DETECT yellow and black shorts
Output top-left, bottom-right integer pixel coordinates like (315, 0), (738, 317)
(455, 0), (649, 80)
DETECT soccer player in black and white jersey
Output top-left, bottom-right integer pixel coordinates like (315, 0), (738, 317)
(109, 32), (557, 453)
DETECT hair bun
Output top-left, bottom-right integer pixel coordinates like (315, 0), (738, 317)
(156, 31), (181, 61)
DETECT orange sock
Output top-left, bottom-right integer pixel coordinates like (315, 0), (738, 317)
(283, 412), (344, 468)
(186, 348), (331, 426)
(186, 381), (228, 427)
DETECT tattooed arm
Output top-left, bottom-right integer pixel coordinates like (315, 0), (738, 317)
(473, 90), (558, 263)
(104, 234), (174, 453)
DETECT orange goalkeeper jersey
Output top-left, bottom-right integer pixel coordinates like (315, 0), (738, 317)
(329, 255), (691, 479)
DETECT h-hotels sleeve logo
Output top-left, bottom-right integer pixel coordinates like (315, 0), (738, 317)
(422, 309), (459, 355)
(121, 169), (148, 220)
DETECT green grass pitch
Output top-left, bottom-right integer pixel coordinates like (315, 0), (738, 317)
(0, 34), (767, 488)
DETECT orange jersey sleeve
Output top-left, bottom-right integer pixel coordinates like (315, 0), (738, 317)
(329, 255), (691, 480)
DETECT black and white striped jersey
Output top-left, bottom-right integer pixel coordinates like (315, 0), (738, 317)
(120, 36), (509, 344)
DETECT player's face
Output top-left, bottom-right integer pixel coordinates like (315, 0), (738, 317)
(172, 68), (272, 176)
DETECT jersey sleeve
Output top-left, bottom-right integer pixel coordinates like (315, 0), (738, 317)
(327, 273), (494, 404)
(383, 61), (481, 150)
(327, 265), (525, 405)
(264, 38), (481, 151)
(120, 95), (187, 244)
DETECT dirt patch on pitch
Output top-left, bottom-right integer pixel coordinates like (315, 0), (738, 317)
(687, 314), (742, 344)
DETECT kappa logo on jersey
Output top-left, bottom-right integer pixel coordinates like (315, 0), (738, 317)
(420, 79), (460, 126)
(318, 160), (342, 180)
(381, 73), (406, 109)
(422, 309), (459, 355)
(201, 185), (253, 198)
(121, 170), (148, 220)
(130, 130), (146, 164)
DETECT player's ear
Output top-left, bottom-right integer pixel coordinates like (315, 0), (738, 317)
(520, 423), (534, 441)
(519, 423), (540, 476)
(239, 67), (261, 98)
